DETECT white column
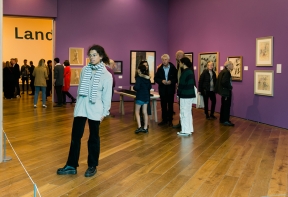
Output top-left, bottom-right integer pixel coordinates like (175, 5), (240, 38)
(0, 0), (3, 163)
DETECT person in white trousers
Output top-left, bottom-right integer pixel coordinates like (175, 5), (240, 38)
(177, 57), (196, 136)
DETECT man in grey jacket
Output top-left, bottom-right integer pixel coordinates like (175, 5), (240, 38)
(54, 57), (64, 107)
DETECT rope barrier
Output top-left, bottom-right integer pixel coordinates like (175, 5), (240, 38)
(3, 130), (42, 197)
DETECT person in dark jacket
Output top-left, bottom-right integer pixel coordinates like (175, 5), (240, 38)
(215, 61), (234, 126)
(20, 59), (30, 94)
(133, 63), (152, 133)
(154, 54), (178, 126)
(177, 57), (196, 136)
(46, 60), (53, 97)
(198, 62), (217, 120)
(11, 58), (21, 98)
(3, 61), (15, 99)
(53, 57), (64, 107)
(29, 61), (35, 95)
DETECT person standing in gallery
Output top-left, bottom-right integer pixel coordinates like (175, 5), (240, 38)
(62, 60), (76, 104)
(177, 57), (196, 136)
(198, 61), (217, 120)
(57, 44), (112, 177)
(154, 54), (178, 127)
(29, 61), (35, 95)
(215, 61), (234, 126)
(46, 60), (53, 98)
(53, 57), (64, 107)
(133, 62), (152, 133)
(32, 59), (48, 108)
(173, 50), (185, 129)
(11, 58), (21, 98)
(3, 61), (15, 99)
(20, 59), (30, 94)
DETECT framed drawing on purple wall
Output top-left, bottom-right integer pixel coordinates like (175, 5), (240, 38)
(198, 52), (219, 77)
(256, 36), (273, 66)
(254, 70), (274, 96)
(130, 50), (156, 84)
(69, 47), (84, 66)
(227, 56), (243, 81)
(70, 68), (82, 86)
(113, 61), (123, 74)
(184, 52), (193, 65)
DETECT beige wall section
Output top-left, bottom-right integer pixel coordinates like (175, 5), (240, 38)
(3, 16), (53, 65)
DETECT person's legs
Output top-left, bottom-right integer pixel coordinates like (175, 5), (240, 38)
(66, 117), (87, 168)
(34, 86), (40, 105)
(142, 104), (148, 129)
(25, 78), (29, 93)
(160, 94), (168, 122)
(22, 79), (25, 93)
(187, 98), (194, 133)
(87, 119), (100, 167)
(180, 98), (189, 134)
(55, 86), (63, 105)
(41, 87), (46, 105)
(63, 91), (67, 104)
(167, 94), (174, 123)
(220, 96), (225, 122)
(203, 93), (209, 117)
(210, 91), (216, 116)
(135, 104), (142, 128)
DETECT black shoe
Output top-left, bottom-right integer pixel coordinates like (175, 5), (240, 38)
(85, 166), (97, 177)
(223, 121), (235, 126)
(29, 93), (34, 95)
(57, 165), (77, 175)
(173, 123), (181, 128)
(21, 92), (24, 94)
(168, 121), (173, 127)
(210, 115), (217, 119)
(142, 128), (149, 133)
(158, 121), (167, 126)
(72, 98), (76, 103)
(135, 127), (143, 134)
(54, 104), (63, 107)
(206, 115), (211, 120)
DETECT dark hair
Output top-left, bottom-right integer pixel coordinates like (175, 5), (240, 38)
(30, 61), (33, 64)
(135, 64), (149, 78)
(87, 45), (109, 64)
(54, 57), (60, 63)
(64, 60), (70, 66)
(139, 60), (149, 72)
(180, 57), (192, 68)
(47, 60), (52, 65)
(24, 59), (27, 61)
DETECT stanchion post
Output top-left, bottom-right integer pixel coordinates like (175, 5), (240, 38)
(34, 184), (37, 197)
(3, 132), (12, 162)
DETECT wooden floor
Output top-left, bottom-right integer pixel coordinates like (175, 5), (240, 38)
(1, 93), (288, 197)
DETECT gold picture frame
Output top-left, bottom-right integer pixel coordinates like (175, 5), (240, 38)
(198, 52), (219, 77)
(69, 47), (84, 66)
(256, 36), (273, 66)
(254, 70), (274, 96)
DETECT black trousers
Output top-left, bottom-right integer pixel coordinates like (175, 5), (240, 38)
(203, 91), (216, 116)
(55, 85), (63, 105)
(15, 79), (20, 95)
(220, 92), (232, 123)
(46, 80), (52, 96)
(160, 93), (174, 122)
(66, 117), (100, 168)
(30, 79), (35, 94)
(63, 91), (75, 103)
(21, 78), (29, 93)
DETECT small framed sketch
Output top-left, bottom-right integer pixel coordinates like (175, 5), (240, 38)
(184, 52), (193, 65)
(85, 58), (90, 65)
(130, 50), (156, 84)
(70, 68), (82, 86)
(69, 47), (84, 66)
(198, 52), (219, 77)
(113, 61), (123, 74)
(254, 70), (274, 96)
(227, 56), (243, 81)
(256, 36), (273, 66)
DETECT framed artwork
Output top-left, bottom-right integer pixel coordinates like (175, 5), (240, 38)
(198, 52), (219, 77)
(85, 58), (90, 65)
(113, 61), (123, 74)
(130, 50), (156, 84)
(227, 56), (243, 81)
(69, 47), (84, 65)
(254, 70), (274, 96)
(70, 68), (82, 86)
(256, 36), (273, 66)
(184, 52), (193, 65)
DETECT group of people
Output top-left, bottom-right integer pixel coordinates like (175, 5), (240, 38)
(132, 50), (235, 137)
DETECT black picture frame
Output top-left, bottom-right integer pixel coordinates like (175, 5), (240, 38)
(130, 50), (156, 84)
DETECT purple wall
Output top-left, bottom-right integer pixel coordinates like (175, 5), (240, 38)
(3, 0), (57, 18)
(55, 0), (169, 101)
(168, 0), (288, 129)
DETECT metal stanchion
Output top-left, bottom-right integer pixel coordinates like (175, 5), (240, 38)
(34, 184), (37, 197)
(3, 132), (12, 162)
